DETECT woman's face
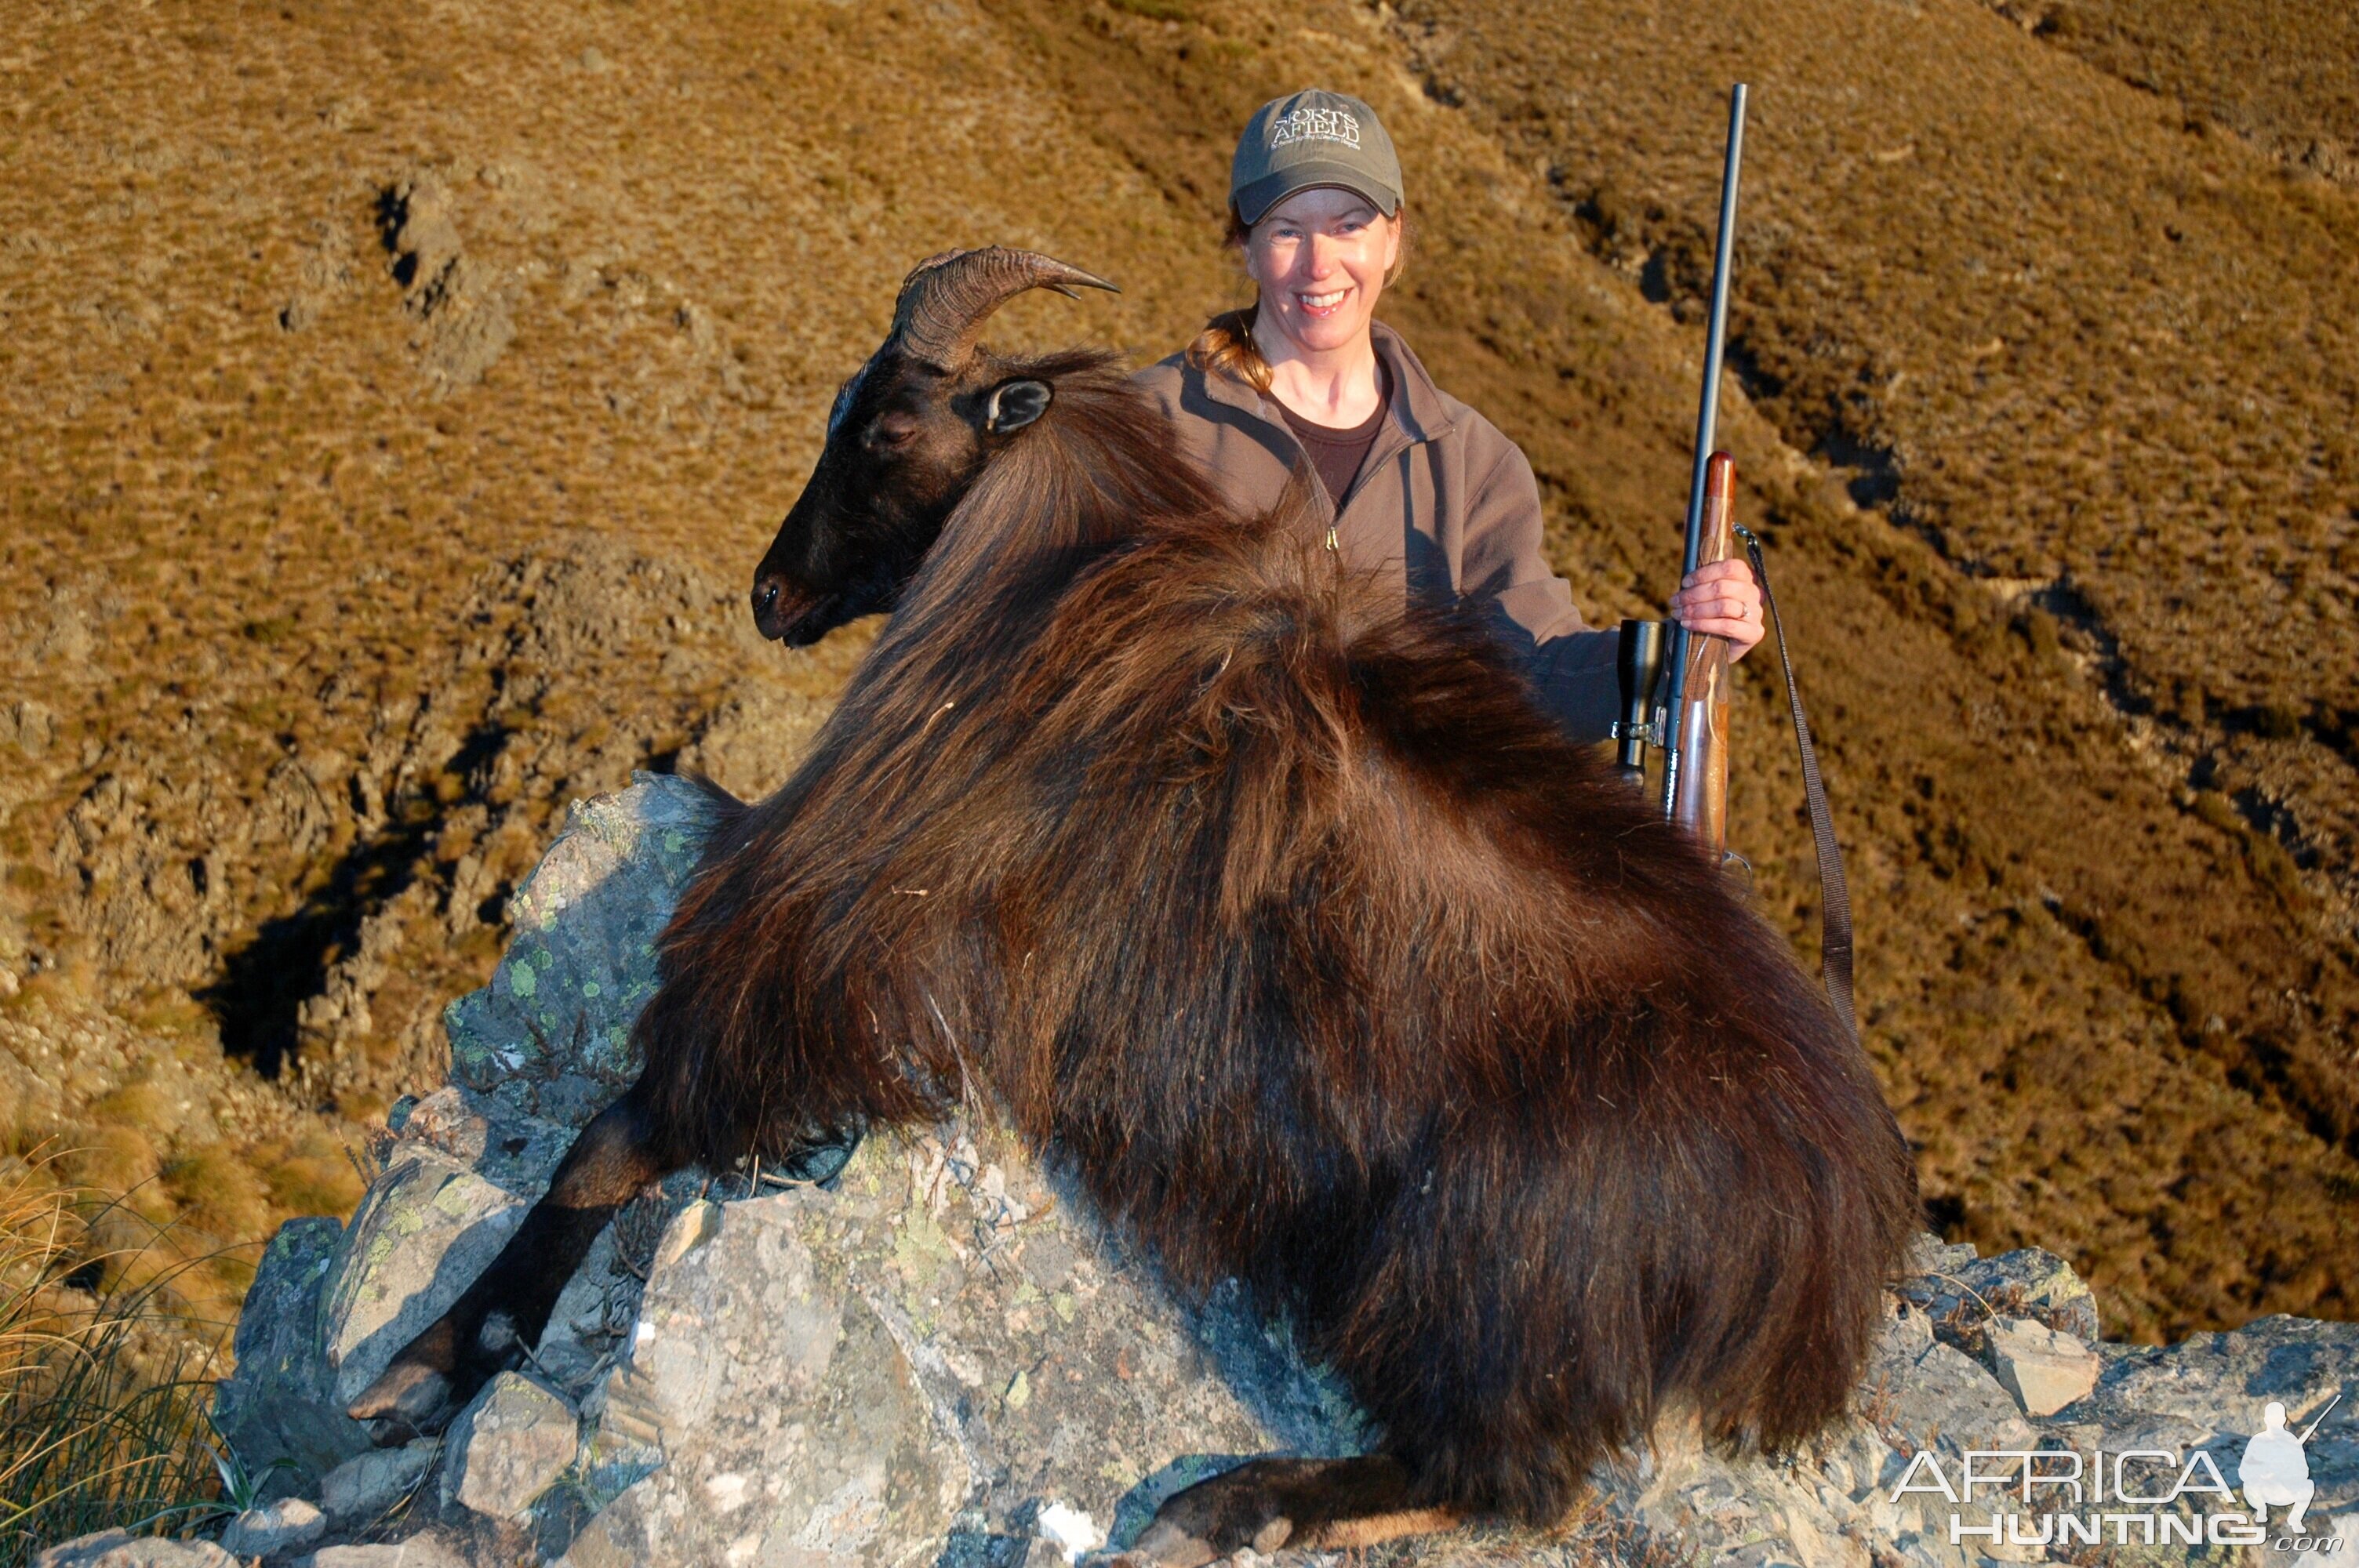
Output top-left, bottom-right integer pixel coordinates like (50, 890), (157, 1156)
(1243, 186), (1401, 359)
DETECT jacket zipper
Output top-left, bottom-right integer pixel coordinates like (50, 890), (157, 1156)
(1265, 391), (1420, 559)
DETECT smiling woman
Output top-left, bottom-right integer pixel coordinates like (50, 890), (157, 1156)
(1133, 88), (1766, 742)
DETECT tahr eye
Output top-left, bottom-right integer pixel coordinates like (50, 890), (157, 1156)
(866, 419), (919, 449)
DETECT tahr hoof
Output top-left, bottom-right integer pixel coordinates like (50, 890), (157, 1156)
(1124, 1455), (1448, 1563)
(347, 1342), (459, 1444)
(1122, 1462), (1302, 1568)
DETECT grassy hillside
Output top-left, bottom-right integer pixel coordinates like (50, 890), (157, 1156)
(0, 0), (2353, 1348)
(1972, 0), (2359, 180)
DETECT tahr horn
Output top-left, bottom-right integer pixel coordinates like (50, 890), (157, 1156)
(888, 246), (1118, 372)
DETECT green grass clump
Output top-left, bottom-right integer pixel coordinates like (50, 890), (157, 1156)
(0, 1161), (230, 1566)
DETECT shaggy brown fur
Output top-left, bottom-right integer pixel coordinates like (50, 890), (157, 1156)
(623, 349), (1918, 1522)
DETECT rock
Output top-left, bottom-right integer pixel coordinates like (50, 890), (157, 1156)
(556, 1121), (1356, 1567)
(3, 697), (56, 757)
(381, 174), (461, 314)
(1903, 1230), (1977, 1279)
(1032, 1501), (1104, 1562)
(1898, 1244), (2100, 1349)
(442, 775), (720, 1127)
(379, 171), (514, 393)
(556, 1180), (976, 1566)
(219, 1497), (327, 1558)
(1869, 1325), (2035, 1461)
(1983, 1316), (2099, 1416)
(241, 779), (2359, 1568)
(1968, 1247), (2101, 1340)
(2295, 1515), (2359, 1566)
(1601, 1406), (1889, 1568)
(383, 1083), (575, 1199)
(210, 1216), (375, 1499)
(31, 1535), (238, 1568)
(2079, 1314), (2359, 1506)
(320, 1441), (439, 1527)
(318, 1150), (530, 1408)
(291, 1540), (467, 1568)
(442, 1372), (580, 1521)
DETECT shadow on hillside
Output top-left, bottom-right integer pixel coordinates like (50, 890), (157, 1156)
(202, 723), (512, 1079)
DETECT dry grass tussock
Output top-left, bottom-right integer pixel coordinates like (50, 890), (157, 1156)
(0, 1154), (238, 1566)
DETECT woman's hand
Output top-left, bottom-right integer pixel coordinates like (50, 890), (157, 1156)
(1668, 557), (1765, 662)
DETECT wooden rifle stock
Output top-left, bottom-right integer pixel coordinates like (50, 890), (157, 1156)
(1668, 452), (1737, 855)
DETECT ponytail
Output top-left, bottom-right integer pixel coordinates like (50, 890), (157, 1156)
(1186, 303), (1275, 394)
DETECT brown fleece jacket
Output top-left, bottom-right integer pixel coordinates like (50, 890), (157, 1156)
(1130, 319), (1623, 742)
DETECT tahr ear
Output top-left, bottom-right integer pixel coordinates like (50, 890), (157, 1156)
(983, 379), (1052, 434)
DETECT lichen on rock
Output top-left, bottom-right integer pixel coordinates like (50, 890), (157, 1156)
(442, 774), (722, 1127)
(209, 1215), (373, 1502)
(319, 1153), (530, 1410)
(442, 1372), (580, 1522)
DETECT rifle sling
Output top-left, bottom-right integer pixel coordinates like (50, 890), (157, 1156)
(1736, 526), (1858, 1042)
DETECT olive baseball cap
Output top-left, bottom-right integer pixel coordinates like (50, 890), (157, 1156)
(1229, 89), (1404, 227)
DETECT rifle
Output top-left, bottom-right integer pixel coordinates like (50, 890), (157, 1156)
(1613, 84), (1859, 1040)
(1646, 83), (1747, 852)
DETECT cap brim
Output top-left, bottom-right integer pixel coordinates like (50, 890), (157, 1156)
(1234, 164), (1401, 227)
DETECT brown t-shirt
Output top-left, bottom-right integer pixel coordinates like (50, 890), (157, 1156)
(1273, 362), (1391, 509)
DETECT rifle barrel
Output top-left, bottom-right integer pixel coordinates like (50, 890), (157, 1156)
(1659, 83), (1749, 821)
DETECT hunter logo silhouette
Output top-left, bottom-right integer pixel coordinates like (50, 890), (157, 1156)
(2239, 1396), (2336, 1532)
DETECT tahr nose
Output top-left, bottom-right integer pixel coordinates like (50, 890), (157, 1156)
(751, 575), (783, 634)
